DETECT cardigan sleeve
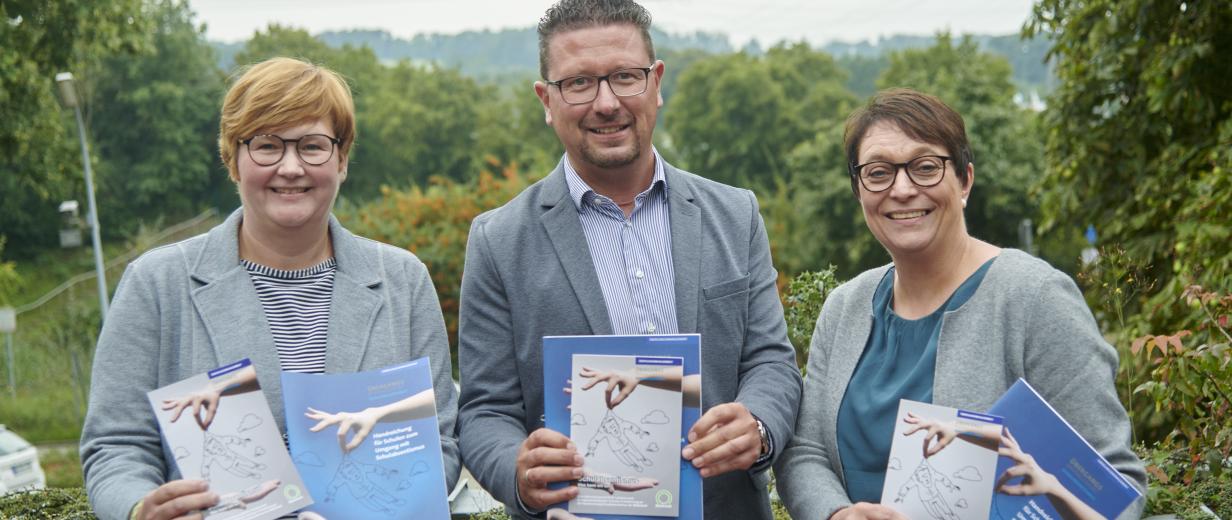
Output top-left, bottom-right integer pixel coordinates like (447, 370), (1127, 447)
(774, 287), (856, 520)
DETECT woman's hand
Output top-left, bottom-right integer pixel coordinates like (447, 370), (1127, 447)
(161, 387), (223, 430)
(902, 412), (957, 457)
(135, 480), (218, 520)
(578, 367), (640, 408)
(306, 407), (382, 453)
(829, 502), (908, 520)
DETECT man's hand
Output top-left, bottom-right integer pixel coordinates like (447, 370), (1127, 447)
(517, 428), (584, 511)
(578, 367), (640, 409)
(829, 502), (909, 520)
(681, 402), (761, 478)
(136, 480), (219, 520)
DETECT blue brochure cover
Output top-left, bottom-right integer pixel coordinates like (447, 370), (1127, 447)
(282, 357), (449, 519)
(987, 379), (1142, 520)
(544, 334), (703, 520)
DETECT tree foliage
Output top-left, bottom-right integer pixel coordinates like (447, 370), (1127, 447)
(0, 0), (151, 256)
(1027, 0), (1232, 321)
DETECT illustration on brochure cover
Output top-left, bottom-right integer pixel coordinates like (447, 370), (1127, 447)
(988, 379), (1143, 520)
(543, 334), (704, 520)
(569, 354), (682, 516)
(282, 357), (450, 519)
(881, 399), (1004, 520)
(147, 359), (312, 520)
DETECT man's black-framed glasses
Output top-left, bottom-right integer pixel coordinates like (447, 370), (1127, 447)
(851, 155), (950, 193)
(546, 66), (654, 105)
(240, 134), (340, 166)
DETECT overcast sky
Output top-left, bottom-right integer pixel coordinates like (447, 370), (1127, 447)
(190, 0), (1036, 46)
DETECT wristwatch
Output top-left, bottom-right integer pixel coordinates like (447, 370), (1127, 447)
(755, 418), (771, 458)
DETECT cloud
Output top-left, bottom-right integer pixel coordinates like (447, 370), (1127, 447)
(888, 457), (902, 471)
(295, 452), (325, 467)
(646, 442), (660, 452)
(238, 413), (263, 432)
(572, 414), (587, 426)
(641, 410), (670, 425)
(174, 447), (190, 460)
(953, 466), (983, 481)
(956, 499), (968, 508)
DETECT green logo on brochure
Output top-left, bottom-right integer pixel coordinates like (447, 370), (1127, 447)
(284, 484), (303, 502)
(655, 489), (673, 506)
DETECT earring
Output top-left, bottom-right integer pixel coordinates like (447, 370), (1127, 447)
(961, 198), (967, 208)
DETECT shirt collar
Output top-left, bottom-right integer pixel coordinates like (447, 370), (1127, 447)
(563, 148), (667, 211)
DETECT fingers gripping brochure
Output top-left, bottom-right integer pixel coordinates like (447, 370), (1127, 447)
(544, 334), (703, 520)
(882, 400), (1005, 520)
(282, 357), (450, 519)
(146, 358), (313, 520)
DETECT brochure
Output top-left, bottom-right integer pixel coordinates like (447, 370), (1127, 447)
(282, 357), (450, 519)
(881, 400), (1004, 520)
(987, 379), (1143, 520)
(146, 358), (312, 520)
(544, 334), (703, 519)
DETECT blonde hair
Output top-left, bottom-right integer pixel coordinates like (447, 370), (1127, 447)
(218, 57), (356, 181)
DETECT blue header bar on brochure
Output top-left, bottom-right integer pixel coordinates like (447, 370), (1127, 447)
(957, 410), (1003, 424)
(207, 358), (251, 378)
(635, 356), (683, 366)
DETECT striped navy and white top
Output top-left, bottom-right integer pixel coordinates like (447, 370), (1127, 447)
(242, 258), (336, 374)
(563, 151), (678, 335)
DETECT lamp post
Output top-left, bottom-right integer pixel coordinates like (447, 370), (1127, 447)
(55, 72), (109, 320)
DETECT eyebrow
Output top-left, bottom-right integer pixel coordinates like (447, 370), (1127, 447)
(861, 145), (943, 163)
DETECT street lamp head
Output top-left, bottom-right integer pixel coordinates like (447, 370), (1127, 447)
(55, 72), (78, 108)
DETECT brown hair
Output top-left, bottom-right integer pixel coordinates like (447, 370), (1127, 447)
(218, 57), (356, 181)
(843, 88), (973, 195)
(537, 0), (655, 80)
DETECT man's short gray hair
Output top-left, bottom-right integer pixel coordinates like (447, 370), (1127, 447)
(537, 0), (656, 80)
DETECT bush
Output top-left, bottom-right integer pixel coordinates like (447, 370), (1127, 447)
(783, 267), (842, 369)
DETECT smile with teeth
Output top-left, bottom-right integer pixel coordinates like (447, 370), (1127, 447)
(590, 125), (629, 134)
(271, 187), (310, 194)
(888, 210), (929, 220)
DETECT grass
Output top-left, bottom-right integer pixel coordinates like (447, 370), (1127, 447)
(40, 448), (84, 489)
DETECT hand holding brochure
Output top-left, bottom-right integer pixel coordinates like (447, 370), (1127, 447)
(881, 400), (1004, 520)
(543, 334), (703, 519)
(987, 379), (1143, 520)
(146, 358), (312, 520)
(282, 357), (450, 519)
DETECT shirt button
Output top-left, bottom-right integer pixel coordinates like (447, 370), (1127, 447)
(624, 221), (632, 228)
(635, 269), (645, 279)
(647, 323), (656, 333)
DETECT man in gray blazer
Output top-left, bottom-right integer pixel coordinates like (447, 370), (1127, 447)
(456, 1), (801, 518)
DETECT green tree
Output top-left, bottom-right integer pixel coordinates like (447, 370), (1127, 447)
(665, 43), (856, 188)
(0, 0), (151, 257)
(1026, 0), (1232, 318)
(88, 0), (229, 238)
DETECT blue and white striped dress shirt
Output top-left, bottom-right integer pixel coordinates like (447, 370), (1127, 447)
(563, 151), (678, 335)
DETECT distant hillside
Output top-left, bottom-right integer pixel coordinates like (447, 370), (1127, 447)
(212, 27), (1052, 93)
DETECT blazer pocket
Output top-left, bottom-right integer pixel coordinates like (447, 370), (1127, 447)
(703, 274), (750, 301)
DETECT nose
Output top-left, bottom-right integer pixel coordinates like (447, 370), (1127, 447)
(887, 165), (918, 199)
(591, 79), (621, 115)
(275, 147), (307, 176)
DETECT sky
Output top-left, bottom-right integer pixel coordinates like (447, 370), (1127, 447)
(190, 0), (1036, 46)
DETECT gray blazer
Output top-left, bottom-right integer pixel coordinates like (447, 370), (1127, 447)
(774, 249), (1146, 520)
(80, 209), (460, 520)
(457, 160), (802, 520)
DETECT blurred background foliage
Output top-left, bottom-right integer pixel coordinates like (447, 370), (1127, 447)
(1, 0), (1228, 515)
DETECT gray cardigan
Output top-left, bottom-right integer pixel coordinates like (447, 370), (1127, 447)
(774, 249), (1145, 520)
(80, 209), (460, 520)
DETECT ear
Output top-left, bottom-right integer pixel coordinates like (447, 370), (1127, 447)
(652, 60), (666, 108)
(338, 155), (349, 183)
(961, 162), (974, 200)
(533, 80), (553, 126)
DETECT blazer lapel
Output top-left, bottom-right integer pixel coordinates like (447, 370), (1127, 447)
(539, 164), (613, 335)
(324, 217), (383, 373)
(188, 209), (281, 389)
(666, 165), (701, 333)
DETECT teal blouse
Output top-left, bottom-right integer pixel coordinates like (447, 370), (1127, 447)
(836, 257), (995, 503)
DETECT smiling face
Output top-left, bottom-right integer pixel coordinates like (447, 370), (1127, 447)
(856, 121), (972, 260)
(236, 119), (346, 237)
(534, 23), (663, 179)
